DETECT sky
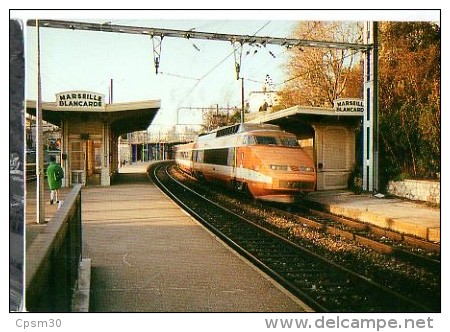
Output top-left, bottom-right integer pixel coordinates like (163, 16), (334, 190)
(3, 8), (449, 332)
(22, 14), (300, 136)
(6, 7), (446, 330)
(16, 9), (440, 138)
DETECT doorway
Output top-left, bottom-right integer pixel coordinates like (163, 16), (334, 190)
(86, 139), (102, 186)
(69, 138), (102, 186)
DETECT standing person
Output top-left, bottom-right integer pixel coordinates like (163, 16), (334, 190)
(46, 155), (64, 206)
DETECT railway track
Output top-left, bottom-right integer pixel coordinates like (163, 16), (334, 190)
(270, 205), (440, 271)
(167, 162), (440, 267)
(149, 162), (437, 312)
(301, 201), (440, 252)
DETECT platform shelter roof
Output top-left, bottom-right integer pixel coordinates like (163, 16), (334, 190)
(247, 105), (362, 133)
(26, 99), (161, 135)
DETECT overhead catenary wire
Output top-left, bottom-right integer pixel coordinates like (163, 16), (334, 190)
(273, 48), (361, 87)
(173, 49), (236, 111)
(252, 20), (271, 36)
(173, 21), (274, 111)
(159, 72), (201, 81)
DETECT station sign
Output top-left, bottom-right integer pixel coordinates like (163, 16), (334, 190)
(333, 98), (364, 113)
(56, 91), (105, 111)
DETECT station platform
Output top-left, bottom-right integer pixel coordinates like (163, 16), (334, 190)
(84, 163), (312, 312)
(304, 190), (440, 243)
(26, 162), (312, 312)
(25, 161), (440, 312)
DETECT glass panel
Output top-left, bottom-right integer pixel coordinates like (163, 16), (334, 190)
(255, 136), (278, 145)
(70, 141), (84, 171)
(280, 137), (300, 147)
(94, 140), (102, 172)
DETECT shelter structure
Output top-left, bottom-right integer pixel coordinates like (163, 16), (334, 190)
(249, 102), (363, 191)
(26, 91), (160, 186)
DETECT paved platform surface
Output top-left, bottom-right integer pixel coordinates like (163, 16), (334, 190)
(25, 161), (440, 312)
(304, 190), (440, 243)
(81, 163), (311, 312)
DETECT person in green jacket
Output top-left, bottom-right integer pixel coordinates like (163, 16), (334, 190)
(46, 155), (64, 205)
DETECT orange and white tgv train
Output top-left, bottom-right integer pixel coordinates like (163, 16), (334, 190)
(174, 123), (316, 203)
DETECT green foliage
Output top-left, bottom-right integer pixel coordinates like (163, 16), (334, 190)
(277, 21), (440, 183)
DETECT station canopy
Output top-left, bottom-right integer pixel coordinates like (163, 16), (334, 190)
(26, 99), (161, 136)
(248, 105), (363, 134)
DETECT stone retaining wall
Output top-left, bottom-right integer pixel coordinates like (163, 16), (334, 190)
(387, 179), (440, 205)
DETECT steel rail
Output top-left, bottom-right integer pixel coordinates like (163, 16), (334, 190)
(305, 203), (441, 254)
(150, 162), (327, 312)
(150, 162), (434, 312)
(271, 205), (440, 270)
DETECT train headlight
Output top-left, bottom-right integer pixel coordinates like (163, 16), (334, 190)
(299, 166), (315, 172)
(270, 165), (290, 171)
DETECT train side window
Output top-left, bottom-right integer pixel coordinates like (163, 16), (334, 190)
(204, 148), (228, 165)
(196, 150), (204, 163)
(243, 135), (256, 145)
(227, 148), (235, 166)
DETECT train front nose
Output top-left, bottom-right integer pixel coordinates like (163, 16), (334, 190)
(248, 148), (316, 201)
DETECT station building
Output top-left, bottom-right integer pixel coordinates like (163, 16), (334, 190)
(249, 99), (363, 191)
(26, 91), (160, 187)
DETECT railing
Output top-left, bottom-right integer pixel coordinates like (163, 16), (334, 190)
(25, 185), (82, 312)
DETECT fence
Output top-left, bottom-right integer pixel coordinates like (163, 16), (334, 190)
(25, 185), (82, 312)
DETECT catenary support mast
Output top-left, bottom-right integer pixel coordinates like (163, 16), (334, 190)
(29, 19), (378, 191)
(363, 21), (379, 192)
(35, 19), (45, 224)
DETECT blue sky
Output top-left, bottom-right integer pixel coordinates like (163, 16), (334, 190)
(24, 15), (300, 134)
(20, 10), (440, 136)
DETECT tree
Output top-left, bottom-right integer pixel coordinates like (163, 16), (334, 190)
(202, 106), (234, 132)
(278, 21), (363, 108)
(378, 22), (440, 181)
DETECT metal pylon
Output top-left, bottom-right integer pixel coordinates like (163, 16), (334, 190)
(232, 41), (243, 80)
(151, 35), (163, 74)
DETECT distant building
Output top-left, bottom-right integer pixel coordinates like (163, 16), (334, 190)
(246, 90), (279, 113)
(246, 74), (279, 113)
(26, 114), (61, 151)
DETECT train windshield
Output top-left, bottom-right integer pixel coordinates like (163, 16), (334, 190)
(280, 137), (300, 147)
(251, 135), (300, 147)
(254, 136), (278, 145)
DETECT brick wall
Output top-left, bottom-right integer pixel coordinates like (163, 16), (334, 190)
(387, 179), (440, 205)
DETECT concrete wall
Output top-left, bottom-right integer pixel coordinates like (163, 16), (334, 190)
(387, 179), (440, 205)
